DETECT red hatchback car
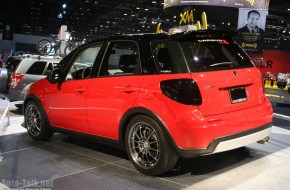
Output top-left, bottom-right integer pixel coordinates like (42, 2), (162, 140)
(24, 30), (273, 175)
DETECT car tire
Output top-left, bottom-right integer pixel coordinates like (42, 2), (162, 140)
(25, 100), (54, 141)
(125, 115), (178, 176)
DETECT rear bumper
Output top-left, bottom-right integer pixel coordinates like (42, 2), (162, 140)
(176, 122), (272, 158)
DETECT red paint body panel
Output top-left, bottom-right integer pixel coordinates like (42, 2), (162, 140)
(86, 75), (144, 139)
(36, 79), (90, 133)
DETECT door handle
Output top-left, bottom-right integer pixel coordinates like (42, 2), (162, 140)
(123, 90), (135, 94)
(75, 89), (85, 93)
(122, 85), (135, 94)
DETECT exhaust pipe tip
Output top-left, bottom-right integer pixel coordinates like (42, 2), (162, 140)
(257, 136), (270, 144)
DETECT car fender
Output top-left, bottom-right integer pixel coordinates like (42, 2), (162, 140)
(118, 106), (177, 152)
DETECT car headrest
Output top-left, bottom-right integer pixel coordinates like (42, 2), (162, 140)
(119, 55), (137, 73)
(157, 48), (172, 70)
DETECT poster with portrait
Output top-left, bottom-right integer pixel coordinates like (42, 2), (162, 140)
(236, 9), (267, 54)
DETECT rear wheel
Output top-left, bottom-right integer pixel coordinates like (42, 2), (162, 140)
(125, 115), (178, 176)
(25, 101), (54, 140)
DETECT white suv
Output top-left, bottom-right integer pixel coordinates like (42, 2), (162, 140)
(8, 55), (62, 109)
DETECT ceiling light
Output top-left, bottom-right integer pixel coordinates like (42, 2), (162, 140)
(136, 7), (140, 10)
(124, 13), (128, 16)
(62, 4), (66, 9)
(152, 1), (156, 3)
(145, 8), (149, 11)
(288, 8), (290, 11)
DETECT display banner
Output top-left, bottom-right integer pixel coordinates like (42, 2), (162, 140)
(236, 9), (267, 54)
(164, 0), (270, 10)
(249, 50), (290, 76)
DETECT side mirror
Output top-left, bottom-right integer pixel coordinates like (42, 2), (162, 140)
(47, 68), (61, 83)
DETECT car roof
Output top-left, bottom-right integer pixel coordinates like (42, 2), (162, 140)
(86, 30), (238, 44)
(15, 56), (62, 74)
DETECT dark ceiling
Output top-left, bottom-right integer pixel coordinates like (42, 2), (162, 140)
(1, 0), (290, 40)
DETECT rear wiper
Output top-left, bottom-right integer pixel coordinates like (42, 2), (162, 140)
(210, 62), (234, 67)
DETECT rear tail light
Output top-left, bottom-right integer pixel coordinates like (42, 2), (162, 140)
(160, 79), (202, 105)
(10, 73), (24, 91)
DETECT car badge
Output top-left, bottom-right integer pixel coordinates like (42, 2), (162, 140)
(233, 71), (238, 77)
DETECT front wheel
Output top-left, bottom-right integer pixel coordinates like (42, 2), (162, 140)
(37, 39), (52, 55)
(25, 101), (54, 141)
(125, 115), (178, 176)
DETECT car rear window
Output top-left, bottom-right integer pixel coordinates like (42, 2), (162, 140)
(181, 38), (254, 72)
(151, 37), (254, 73)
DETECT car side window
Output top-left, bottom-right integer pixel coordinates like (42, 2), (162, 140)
(66, 43), (103, 81)
(99, 41), (140, 77)
(151, 42), (187, 74)
(26, 61), (47, 75)
(43, 62), (56, 76)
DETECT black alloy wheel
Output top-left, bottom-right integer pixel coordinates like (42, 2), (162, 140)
(125, 115), (178, 176)
(25, 101), (54, 141)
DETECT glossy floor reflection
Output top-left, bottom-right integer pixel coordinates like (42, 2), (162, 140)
(0, 99), (290, 190)
(0, 126), (290, 190)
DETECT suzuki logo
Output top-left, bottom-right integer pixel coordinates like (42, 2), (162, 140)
(233, 71), (238, 77)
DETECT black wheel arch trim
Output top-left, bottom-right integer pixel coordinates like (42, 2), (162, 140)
(24, 94), (52, 129)
(118, 107), (178, 152)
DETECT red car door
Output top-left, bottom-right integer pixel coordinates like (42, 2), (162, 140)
(86, 76), (143, 139)
(46, 43), (104, 133)
(86, 41), (143, 139)
(47, 79), (90, 132)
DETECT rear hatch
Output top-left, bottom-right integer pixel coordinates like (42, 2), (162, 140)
(192, 69), (264, 116)
(172, 31), (265, 116)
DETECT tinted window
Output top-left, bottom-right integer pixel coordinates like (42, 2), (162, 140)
(182, 39), (254, 71)
(26, 61), (47, 75)
(151, 38), (254, 73)
(99, 41), (140, 76)
(152, 42), (188, 74)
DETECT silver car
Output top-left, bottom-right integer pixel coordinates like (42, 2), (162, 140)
(8, 55), (61, 109)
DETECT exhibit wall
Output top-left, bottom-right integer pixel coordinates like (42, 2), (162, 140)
(250, 50), (290, 75)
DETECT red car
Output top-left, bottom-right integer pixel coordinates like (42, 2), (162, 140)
(24, 31), (273, 175)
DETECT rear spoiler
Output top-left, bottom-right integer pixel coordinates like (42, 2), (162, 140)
(170, 30), (238, 40)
